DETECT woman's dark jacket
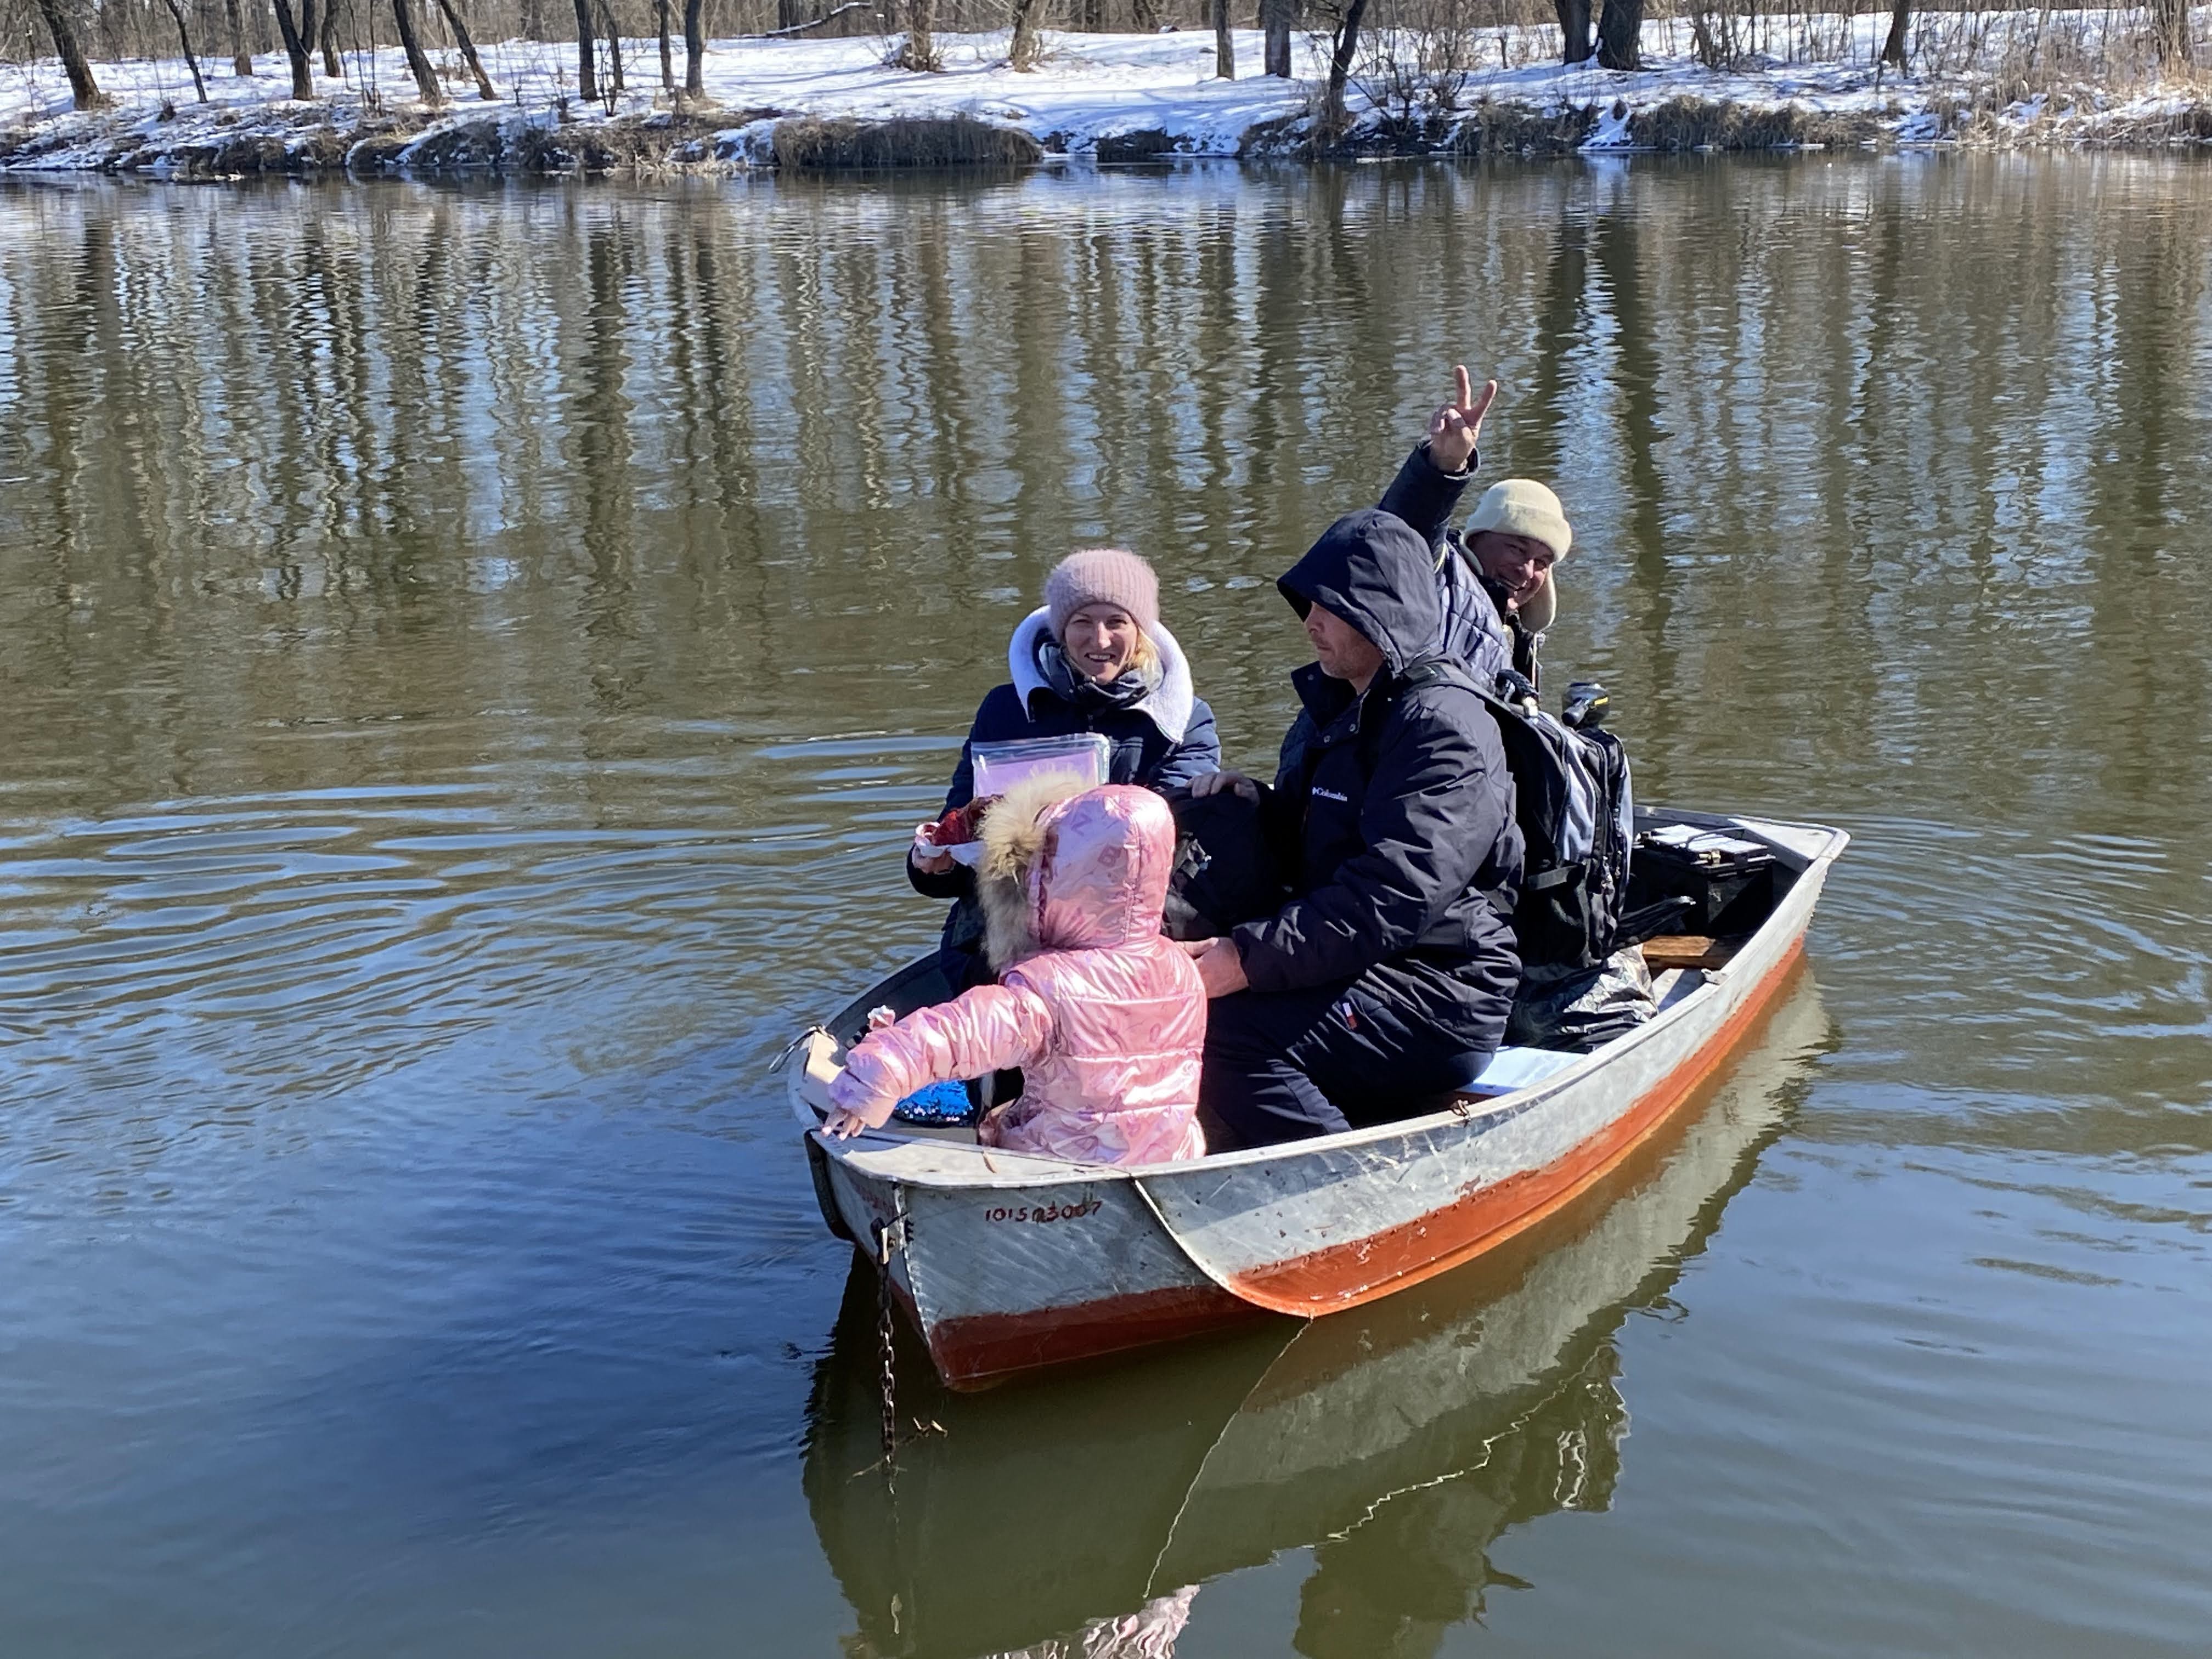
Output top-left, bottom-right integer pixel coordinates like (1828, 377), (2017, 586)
(1230, 510), (1525, 1064)
(910, 611), (1220, 988)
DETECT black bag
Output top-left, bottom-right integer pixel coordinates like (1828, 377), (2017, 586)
(1159, 786), (1290, 942)
(1624, 825), (1775, 937)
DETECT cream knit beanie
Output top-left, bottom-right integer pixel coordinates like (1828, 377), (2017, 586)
(1045, 549), (1160, 640)
(1465, 479), (1572, 633)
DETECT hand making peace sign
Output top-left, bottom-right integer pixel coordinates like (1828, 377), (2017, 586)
(1426, 365), (1498, 476)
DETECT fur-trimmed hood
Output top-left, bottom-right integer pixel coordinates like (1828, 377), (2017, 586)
(975, 781), (1176, 970)
(1007, 608), (1197, 746)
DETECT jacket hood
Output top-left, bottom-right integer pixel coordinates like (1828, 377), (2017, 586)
(1008, 608), (1197, 744)
(1277, 510), (1443, 676)
(974, 781), (1175, 964)
(1030, 786), (1176, 951)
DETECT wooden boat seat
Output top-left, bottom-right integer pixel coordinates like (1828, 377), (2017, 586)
(1641, 934), (1743, 972)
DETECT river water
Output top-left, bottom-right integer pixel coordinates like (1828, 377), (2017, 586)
(2, 157), (2209, 1657)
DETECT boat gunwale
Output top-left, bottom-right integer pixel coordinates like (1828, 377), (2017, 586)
(790, 811), (1848, 1194)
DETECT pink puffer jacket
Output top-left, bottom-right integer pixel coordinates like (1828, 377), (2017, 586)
(829, 786), (1207, 1165)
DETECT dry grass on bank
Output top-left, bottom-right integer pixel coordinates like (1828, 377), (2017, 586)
(771, 114), (1045, 168)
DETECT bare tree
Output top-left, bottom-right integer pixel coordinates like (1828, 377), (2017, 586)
(656, 0), (674, 91)
(1555, 0), (1594, 63)
(1881, 0), (1909, 66)
(319, 0), (342, 76)
(224, 0), (254, 75)
(894, 0), (939, 71)
(392, 0), (445, 102)
(157, 0), (212, 99)
(683, 0), (706, 97)
(1214, 0), (1234, 77)
(31, 0), (109, 106)
(1323, 0), (1370, 128)
(2151, 0), (2192, 63)
(600, 0), (626, 93)
(573, 0), (600, 98)
(1009, 0), (1048, 69)
(1264, 0), (1294, 76)
(270, 0), (318, 98)
(430, 0), (501, 98)
(1595, 0), (1641, 66)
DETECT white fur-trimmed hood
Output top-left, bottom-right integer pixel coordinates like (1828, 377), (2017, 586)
(1007, 607), (1196, 744)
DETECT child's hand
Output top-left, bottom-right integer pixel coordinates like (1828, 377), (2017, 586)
(823, 1092), (896, 1139)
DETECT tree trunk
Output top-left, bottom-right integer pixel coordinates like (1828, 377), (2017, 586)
(895, 0), (936, 70)
(1263, 0), (1293, 76)
(573, 0), (600, 98)
(319, 0), (341, 76)
(683, 0), (704, 95)
(158, 0), (212, 99)
(2151, 0), (2191, 63)
(1323, 0), (1369, 127)
(776, 0), (800, 25)
(1213, 0), (1233, 77)
(1553, 0), (1593, 63)
(392, 0), (445, 102)
(270, 0), (317, 98)
(431, 0), (499, 97)
(656, 0), (673, 90)
(1595, 0), (1641, 67)
(1008, 0), (1047, 69)
(225, 0), (253, 75)
(31, 0), (108, 106)
(1880, 0), (1908, 66)
(1080, 0), (1101, 29)
(601, 0), (625, 93)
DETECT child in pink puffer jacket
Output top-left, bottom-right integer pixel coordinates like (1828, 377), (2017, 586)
(821, 783), (1208, 1165)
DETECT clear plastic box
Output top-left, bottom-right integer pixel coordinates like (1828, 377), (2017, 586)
(969, 733), (1111, 800)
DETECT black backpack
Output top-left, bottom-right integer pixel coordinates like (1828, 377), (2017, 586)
(1479, 690), (1634, 971)
(1384, 658), (1635, 973)
(1159, 785), (1291, 942)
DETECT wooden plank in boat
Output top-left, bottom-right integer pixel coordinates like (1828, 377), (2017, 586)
(1642, 934), (1743, 972)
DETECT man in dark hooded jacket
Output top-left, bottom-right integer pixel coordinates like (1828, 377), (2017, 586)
(1185, 510), (1525, 1149)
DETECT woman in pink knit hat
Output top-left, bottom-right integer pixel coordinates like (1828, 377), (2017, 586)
(907, 549), (1221, 994)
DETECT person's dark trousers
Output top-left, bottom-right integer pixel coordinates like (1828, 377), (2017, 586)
(1199, 978), (1496, 1151)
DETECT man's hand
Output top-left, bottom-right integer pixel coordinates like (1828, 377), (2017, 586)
(1426, 365), (1498, 476)
(911, 846), (955, 876)
(1193, 938), (1250, 999)
(1189, 770), (1260, 802)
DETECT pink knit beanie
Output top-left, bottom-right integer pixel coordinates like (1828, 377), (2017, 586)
(1045, 549), (1160, 640)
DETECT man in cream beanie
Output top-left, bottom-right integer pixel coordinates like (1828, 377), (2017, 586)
(1374, 366), (1575, 690)
(1463, 477), (1572, 636)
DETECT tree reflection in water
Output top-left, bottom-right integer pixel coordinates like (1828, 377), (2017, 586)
(805, 967), (1834, 1659)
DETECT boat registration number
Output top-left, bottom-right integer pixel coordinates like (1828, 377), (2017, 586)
(983, 1197), (1102, 1225)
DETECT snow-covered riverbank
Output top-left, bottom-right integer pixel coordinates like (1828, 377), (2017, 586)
(5, 19), (2211, 177)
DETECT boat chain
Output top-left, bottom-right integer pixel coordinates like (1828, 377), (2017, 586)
(873, 1216), (901, 1483)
